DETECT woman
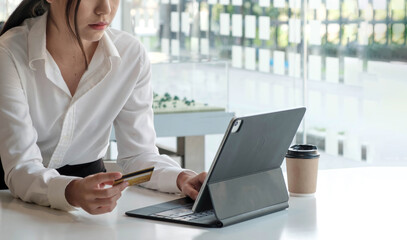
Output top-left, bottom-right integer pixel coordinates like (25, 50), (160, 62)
(0, 0), (206, 215)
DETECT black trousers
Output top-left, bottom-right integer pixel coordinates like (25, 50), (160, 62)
(0, 157), (106, 190)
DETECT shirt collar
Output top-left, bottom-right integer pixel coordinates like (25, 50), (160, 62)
(100, 29), (121, 62)
(27, 12), (121, 70)
(27, 12), (48, 70)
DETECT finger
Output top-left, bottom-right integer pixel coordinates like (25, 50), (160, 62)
(118, 181), (129, 191)
(198, 172), (207, 183)
(98, 202), (117, 213)
(94, 192), (122, 207)
(190, 174), (206, 191)
(88, 172), (122, 186)
(92, 181), (128, 198)
(99, 180), (115, 187)
(88, 203), (117, 215)
(184, 186), (199, 200)
(103, 177), (129, 187)
(92, 187), (120, 199)
(99, 182), (111, 188)
(85, 195), (120, 214)
(193, 182), (203, 192)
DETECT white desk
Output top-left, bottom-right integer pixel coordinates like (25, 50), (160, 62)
(1, 167), (406, 239)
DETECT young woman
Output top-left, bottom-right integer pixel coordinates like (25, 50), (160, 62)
(0, 0), (206, 215)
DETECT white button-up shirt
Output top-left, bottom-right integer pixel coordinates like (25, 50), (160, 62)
(0, 13), (186, 211)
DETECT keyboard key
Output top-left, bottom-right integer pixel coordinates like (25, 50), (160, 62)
(152, 208), (215, 222)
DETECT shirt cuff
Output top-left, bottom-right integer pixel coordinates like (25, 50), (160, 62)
(47, 175), (81, 211)
(156, 167), (197, 193)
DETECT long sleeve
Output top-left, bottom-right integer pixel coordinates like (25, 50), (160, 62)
(113, 47), (184, 193)
(0, 47), (77, 211)
(0, 14), (191, 211)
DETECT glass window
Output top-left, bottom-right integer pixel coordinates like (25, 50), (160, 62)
(2, 0), (407, 168)
(0, 0), (20, 22)
(392, 23), (405, 44)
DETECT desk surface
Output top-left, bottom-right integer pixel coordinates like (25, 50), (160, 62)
(1, 167), (406, 240)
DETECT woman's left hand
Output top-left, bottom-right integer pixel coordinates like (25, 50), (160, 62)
(176, 171), (207, 200)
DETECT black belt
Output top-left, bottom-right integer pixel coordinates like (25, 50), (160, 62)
(0, 158), (106, 190)
(55, 159), (106, 178)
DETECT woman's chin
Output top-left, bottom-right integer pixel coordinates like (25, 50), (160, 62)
(81, 31), (105, 43)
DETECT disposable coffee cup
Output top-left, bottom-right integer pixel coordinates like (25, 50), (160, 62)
(285, 144), (320, 197)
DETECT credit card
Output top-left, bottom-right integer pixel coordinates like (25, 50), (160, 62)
(113, 167), (154, 186)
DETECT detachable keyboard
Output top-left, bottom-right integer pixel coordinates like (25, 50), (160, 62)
(150, 205), (215, 222)
(126, 197), (222, 227)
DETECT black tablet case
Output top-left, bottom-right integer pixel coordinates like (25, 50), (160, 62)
(126, 107), (306, 227)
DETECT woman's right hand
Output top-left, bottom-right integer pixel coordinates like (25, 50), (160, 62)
(65, 172), (128, 214)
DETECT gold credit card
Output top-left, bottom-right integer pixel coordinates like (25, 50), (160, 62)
(113, 167), (154, 186)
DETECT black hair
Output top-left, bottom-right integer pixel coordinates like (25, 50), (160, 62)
(0, 0), (48, 36)
(0, 0), (88, 68)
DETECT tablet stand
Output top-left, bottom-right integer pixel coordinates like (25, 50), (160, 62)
(207, 168), (289, 227)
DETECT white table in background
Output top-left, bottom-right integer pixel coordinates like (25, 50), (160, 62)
(109, 111), (235, 173)
(1, 167), (406, 239)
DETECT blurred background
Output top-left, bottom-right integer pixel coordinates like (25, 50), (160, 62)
(1, 0), (406, 170)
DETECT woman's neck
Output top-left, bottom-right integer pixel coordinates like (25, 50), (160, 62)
(45, 13), (99, 96)
(45, 14), (98, 67)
